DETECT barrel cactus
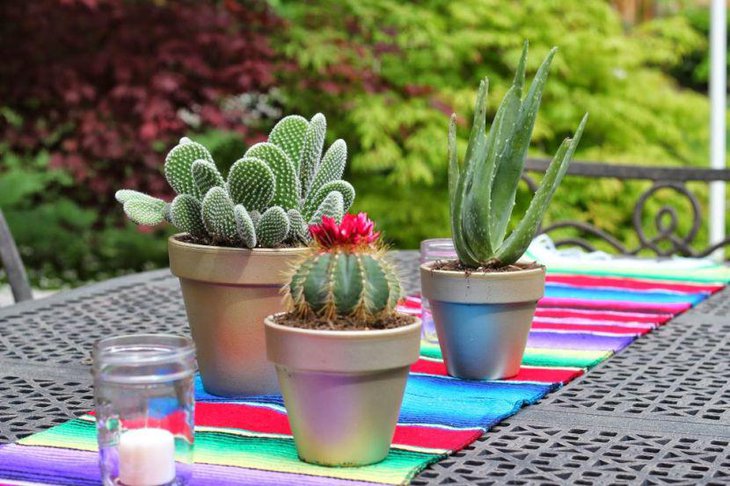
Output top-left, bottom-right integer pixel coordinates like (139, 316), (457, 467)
(288, 213), (401, 324)
(449, 42), (588, 269)
(115, 113), (354, 248)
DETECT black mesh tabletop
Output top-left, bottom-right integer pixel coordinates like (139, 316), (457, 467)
(0, 251), (728, 485)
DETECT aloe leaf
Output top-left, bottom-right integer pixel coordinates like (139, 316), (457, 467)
(513, 40), (529, 93)
(447, 114), (459, 218)
(461, 46), (528, 261)
(448, 113), (478, 266)
(462, 78), (489, 175)
(451, 82), (487, 268)
(489, 47), (557, 248)
(494, 113), (588, 265)
(462, 82), (522, 260)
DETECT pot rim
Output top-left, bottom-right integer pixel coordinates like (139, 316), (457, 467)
(264, 313), (421, 340)
(169, 233), (308, 255)
(420, 260), (545, 280)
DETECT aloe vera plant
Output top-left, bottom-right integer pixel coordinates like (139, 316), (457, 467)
(449, 42), (588, 268)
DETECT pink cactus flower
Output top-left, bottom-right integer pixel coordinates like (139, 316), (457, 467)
(309, 212), (380, 249)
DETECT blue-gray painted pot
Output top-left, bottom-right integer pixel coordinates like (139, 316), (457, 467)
(420, 262), (545, 380)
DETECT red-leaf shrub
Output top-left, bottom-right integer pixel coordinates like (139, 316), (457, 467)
(0, 0), (282, 206)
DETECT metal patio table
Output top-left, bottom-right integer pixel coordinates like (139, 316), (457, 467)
(0, 251), (728, 485)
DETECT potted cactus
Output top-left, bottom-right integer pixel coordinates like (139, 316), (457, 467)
(420, 43), (588, 380)
(264, 213), (421, 467)
(116, 113), (355, 396)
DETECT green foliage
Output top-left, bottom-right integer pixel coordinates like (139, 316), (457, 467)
(0, 146), (170, 288)
(289, 251), (400, 323)
(274, 0), (714, 249)
(0, 154), (70, 207)
(116, 113), (356, 249)
(656, 7), (724, 92)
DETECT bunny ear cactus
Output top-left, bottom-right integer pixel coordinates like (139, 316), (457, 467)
(450, 42), (588, 269)
(115, 112), (355, 249)
(267, 113), (353, 224)
(115, 190), (168, 226)
(288, 213), (401, 325)
(164, 137), (214, 198)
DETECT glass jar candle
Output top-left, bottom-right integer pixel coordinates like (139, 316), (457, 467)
(420, 238), (456, 343)
(93, 334), (196, 486)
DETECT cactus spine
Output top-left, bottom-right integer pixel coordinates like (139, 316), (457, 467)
(116, 113), (355, 248)
(290, 252), (400, 321)
(450, 41), (588, 268)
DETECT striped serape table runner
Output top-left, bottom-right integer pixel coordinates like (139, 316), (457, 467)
(1, 261), (729, 485)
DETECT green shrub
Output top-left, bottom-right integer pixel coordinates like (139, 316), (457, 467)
(663, 7), (728, 92)
(273, 0), (714, 250)
(0, 145), (170, 288)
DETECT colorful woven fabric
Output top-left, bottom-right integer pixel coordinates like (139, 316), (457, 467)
(1, 261), (728, 486)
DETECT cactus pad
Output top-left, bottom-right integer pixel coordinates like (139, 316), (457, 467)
(303, 180), (355, 220)
(163, 202), (173, 223)
(286, 208), (308, 243)
(122, 197), (166, 226)
(164, 139), (214, 198)
(309, 190), (344, 225)
(249, 210), (262, 229)
(227, 157), (276, 212)
(257, 206), (290, 247)
(299, 113), (327, 198)
(201, 187), (238, 244)
(115, 189), (156, 204)
(309, 139), (347, 198)
(170, 194), (206, 238)
(233, 204), (257, 249)
(245, 142), (300, 210)
(268, 115), (309, 172)
(192, 159), (225, 196)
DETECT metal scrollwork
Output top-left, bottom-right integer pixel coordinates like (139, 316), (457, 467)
(631, 182), (702, 257)
(521, 161), (730, 259)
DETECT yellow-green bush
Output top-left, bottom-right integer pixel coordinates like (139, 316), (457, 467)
(274, 0), (713, 249)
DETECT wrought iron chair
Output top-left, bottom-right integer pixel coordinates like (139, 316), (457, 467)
(0, 209), (32, 303)
(523, 159), (730, 258)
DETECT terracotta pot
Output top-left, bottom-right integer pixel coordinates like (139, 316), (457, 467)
(264, 315), (422, 467)
(420, 261), (545, 380)
(169, 235), (307, 396)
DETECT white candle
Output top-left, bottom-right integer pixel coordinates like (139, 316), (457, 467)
(118, 428), (176, 486)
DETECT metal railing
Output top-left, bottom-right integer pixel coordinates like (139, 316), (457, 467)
(523, 159), (730, 258)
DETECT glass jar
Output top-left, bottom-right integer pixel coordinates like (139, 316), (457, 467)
(93, 334), (196, 486)
(419, 238), (456, 343)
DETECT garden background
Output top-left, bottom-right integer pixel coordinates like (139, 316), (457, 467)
(0, 0), (726, 288)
